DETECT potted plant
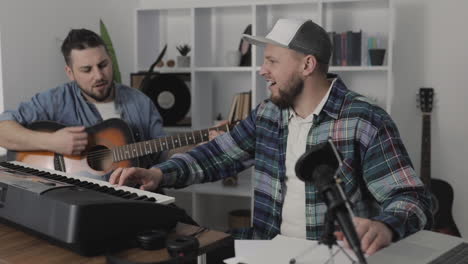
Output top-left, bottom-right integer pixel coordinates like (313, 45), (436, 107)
(176, 44), (191, 67)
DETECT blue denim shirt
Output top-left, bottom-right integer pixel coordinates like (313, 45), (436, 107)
(0, 81), (165, 174)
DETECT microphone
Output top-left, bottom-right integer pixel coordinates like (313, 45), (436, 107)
(295, 139), (367, 264)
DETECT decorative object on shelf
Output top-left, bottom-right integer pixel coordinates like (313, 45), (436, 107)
(100, 19), (121, 83)
(166, 59), (176, 67)
(366, 35), (386, 66)
(368, 48), (386, 66)
(228, 209), (251, 229)
(134, 44), (191, 126)
(214, 113), (225, 126)
(222, 175), (238, 186)
(238, 24), (252, 66)
(143, 73), (191, 126)
(137, 44), (167, 91)
(156, 60), (164, 68)
(176, 44), (191, 67)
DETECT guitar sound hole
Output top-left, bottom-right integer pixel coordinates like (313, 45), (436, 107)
(86, 145), (112, 171)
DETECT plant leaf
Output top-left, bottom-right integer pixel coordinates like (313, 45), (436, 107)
(100, 19), (121, 84)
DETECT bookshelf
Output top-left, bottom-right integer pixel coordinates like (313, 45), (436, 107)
(135, 0), (394, 230)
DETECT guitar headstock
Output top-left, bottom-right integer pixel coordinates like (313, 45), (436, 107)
(417, 87), (434, 114)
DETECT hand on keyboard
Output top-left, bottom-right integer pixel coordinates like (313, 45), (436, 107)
(109, 167), (163, 191)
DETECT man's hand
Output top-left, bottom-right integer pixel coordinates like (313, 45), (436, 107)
(209, 120), (228, 140)
(334, 217), (393, 255)
(209, 129), (225, 141)
(51, 126), (88, 155)
(109, 167), (163, 191)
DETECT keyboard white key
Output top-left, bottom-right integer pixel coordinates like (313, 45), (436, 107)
(8, 161), (175, 205)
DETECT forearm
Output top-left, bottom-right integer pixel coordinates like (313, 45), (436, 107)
(0, 120), (53, 151)
(156, 110), (257, 188)
(363, 121), (432, 240)
(157, 140), (246, 188)
(373, 187), (432, 241)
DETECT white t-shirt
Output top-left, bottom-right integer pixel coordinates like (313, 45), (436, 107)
(280, 79), (335, 238)
(94, 101), (120, 120)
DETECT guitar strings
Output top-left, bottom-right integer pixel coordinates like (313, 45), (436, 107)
(83, 130), (215, 161)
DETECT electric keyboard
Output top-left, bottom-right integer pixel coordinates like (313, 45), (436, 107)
(0, 161), (183, 256)
(7, 161), (175, 204)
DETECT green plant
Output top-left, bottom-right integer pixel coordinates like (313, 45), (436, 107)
(100, 19), (121, 83)
(176, 44), (191, 56)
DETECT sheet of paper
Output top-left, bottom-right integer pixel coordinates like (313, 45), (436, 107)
(225, 236), (357, 264)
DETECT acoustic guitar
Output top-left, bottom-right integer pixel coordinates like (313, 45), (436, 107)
(8, 118), (230, 178)
(418, 88), (461, 237)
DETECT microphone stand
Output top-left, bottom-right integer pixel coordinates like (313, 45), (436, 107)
(319, 181), (367, 264)
(320, 210), (357, 264)
(294, 138), (368, 264)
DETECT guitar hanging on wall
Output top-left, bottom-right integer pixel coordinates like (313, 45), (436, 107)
(417, 87), (461, 237)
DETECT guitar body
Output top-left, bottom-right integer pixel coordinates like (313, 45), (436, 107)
(9, 119), (137, 178)
(431, 179), (461, 237)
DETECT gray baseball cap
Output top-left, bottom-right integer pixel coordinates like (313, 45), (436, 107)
(243, 18), (332, 64)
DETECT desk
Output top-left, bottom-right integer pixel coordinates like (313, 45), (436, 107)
(0, 222), (233, 264)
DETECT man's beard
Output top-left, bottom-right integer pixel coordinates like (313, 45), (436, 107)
(270, 75), (304, 109)
(80, 81), (114, 102)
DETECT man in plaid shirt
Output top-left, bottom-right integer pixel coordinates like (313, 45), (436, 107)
(111, 18), (432, 255)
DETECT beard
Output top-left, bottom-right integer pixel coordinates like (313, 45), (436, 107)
(80, 81), (114, 102)
(270, 75), (304, 109)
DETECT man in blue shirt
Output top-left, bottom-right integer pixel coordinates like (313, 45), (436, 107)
(0, 29), (165, 180)
(109, 18), (432, 255)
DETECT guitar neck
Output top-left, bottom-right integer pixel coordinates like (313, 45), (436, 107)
(420, 114), (431, 187)
(112, 124), (229, 162)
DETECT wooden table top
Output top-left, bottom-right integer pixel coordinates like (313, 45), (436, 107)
(0, 222), (232, 264)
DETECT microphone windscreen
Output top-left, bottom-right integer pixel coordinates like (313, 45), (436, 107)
(312, 164), (335, 190)
(295, 142), (328, 182)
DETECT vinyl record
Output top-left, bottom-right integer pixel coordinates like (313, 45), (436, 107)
(142, 74), (190, 126)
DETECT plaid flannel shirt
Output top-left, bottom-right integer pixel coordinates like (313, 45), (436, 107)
(157, 75), (432, 241)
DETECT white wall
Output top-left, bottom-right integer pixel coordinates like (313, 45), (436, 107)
(391, 0), (468, 237)
(0, 0), (138, 110)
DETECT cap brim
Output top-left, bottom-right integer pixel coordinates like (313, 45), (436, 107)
(242, 34), (288, 49)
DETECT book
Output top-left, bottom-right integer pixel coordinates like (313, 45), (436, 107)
(227, 91), (252, 123)
(227, 94), (240, 123)
(330, 30), (363, 66)
(351, 30), (362, 66)
(333, 33), (342, 66)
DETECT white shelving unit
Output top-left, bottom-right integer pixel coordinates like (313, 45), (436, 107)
(135, 0), (394, 230)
